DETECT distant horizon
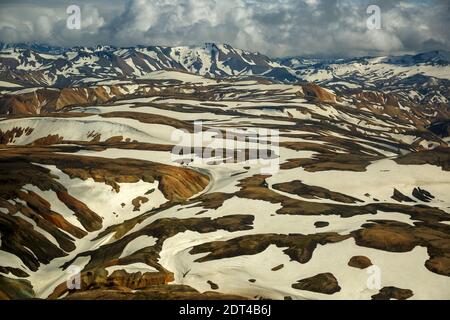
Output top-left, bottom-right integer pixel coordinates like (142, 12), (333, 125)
(2, 40), (450, 60)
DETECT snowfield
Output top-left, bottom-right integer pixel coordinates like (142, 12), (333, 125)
(0, 66), (449, 300)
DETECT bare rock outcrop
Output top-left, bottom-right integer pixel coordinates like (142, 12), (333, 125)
(292, 273), (341, 294)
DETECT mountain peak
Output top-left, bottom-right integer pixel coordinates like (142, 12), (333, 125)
(1, 42), (449, 107)
(414, 50), (450, 63)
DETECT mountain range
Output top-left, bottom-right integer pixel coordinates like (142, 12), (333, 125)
(0, 42), (450, 300)
(1, 42), (449, 106)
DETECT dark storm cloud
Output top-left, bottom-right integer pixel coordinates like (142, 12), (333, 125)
(0, 0), (448, 57)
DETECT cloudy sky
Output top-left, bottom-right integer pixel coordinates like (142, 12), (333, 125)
(0, 0), (448, 57)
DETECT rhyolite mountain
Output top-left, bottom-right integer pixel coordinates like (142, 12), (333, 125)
(280, 50), (450, 106)
(1, 43), (449, 106)
(0, 42), (295, 86)
(0, 42), (450, 300)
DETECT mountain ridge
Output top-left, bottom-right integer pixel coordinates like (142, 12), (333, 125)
(1, 42), (449, 106)
(1, 42), (450, 300)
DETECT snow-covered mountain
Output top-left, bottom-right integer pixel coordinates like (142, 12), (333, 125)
(280, 51), (450, 105)
(1, 37), (450, 300)
(1, 70), (450, 300)
(0, 42), (295, 87)
(1, 43), (449, 106)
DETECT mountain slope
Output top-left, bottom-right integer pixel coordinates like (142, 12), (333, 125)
(280, 51), (450, 105)
(0, 71), (449, 300)
(1, 43), (449, 107)
(0, 43), (292, 87)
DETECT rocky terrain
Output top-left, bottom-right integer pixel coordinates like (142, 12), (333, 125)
(1, 43), (449, 106)
(0, 43), (449, 300)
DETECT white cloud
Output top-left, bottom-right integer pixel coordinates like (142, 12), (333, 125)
(0, 0), (448, 57)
